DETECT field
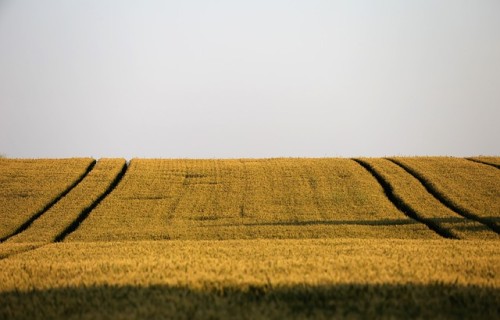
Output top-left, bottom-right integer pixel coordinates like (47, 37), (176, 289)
(67, 158), (438, 241)
(0, 157), (499, 319)
(0, 158), (94, 241)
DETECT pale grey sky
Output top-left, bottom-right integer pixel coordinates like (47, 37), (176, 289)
(1, 0), (499, 159)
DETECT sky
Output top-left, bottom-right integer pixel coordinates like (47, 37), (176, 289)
(0, 0), (499, 159)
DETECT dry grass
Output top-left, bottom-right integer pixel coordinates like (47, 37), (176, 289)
(0, 158), (94, 240)
(6, 159), (126, 243)
(391, 157), (500, 230)
(361, 158), (499, 240)
(0, 239), (498, 319)
(67, 158), (438, 241)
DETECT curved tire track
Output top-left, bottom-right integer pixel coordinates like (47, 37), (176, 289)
(0, 243), (48, 261)
(465, 158), (500, 170)
(387, 158), (500, 235)
(353, 159), (458, 239)
(54, 161), (128, 242)
(0, 160), (96, 243)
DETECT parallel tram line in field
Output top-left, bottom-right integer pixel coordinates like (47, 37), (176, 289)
(466, 157), (500, 170)
(4, 159), (127, 243)
(0, 243), (48, 261)
(0, 159), (96, 242)
(55, 159), (128, 242)
(66, 158), (439, 241)
(0, 157), (498, 318)
(353, 159), (457, 239)
(4, 157), (496, 243)
(359, 158), (499, 240)
(388, 158), (500, 235)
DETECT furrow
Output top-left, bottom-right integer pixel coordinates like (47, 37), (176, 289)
(353, 159), (457, 239)
(54, 161), (128, 242)
(0, 160), (96, 243)
(387, 158), (500, 234)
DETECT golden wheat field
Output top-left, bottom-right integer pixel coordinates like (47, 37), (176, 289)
(0, 157), (499, 319)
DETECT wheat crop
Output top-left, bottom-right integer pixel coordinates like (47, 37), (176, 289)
(390, 157), (500, 231)
(469, 156), (500, 168)
(360, 158), (499, 239)
(6, 159), (126, 243)
(0, 158), (94, 240)
(0, 239), (498, 319)
(67, 158), (438, 241)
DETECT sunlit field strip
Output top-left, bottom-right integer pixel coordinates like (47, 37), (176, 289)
(0, 239), (498, 319)
(390, 157), (500, 233)
(5, 159), (126, 243)
(67, 158), (438, 241)
(0, 158), (95, 240)
(361, 158), (499, 240)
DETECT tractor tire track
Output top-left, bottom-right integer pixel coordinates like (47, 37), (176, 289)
(387, 158), (500, 235)
(0, 160), (96, 243)
(0, 243), (48, 261)
(465, 158), (500, 170)
(54, 161), (128, 242)
(353, 159), (457, 239)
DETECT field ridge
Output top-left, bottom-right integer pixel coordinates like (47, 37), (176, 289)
(55, 161), (129, 242)
(0, 160), (96, 242)
(353, 159), (457, 239)
(387, 158), (500, 234)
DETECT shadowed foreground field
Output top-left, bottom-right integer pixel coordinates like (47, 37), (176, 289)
(0, 157), (499, 319)
(1, 239), (499, 319)
(2, 283), (498, 319)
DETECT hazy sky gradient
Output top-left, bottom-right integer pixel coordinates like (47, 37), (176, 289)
(1, 0), (499, 158)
